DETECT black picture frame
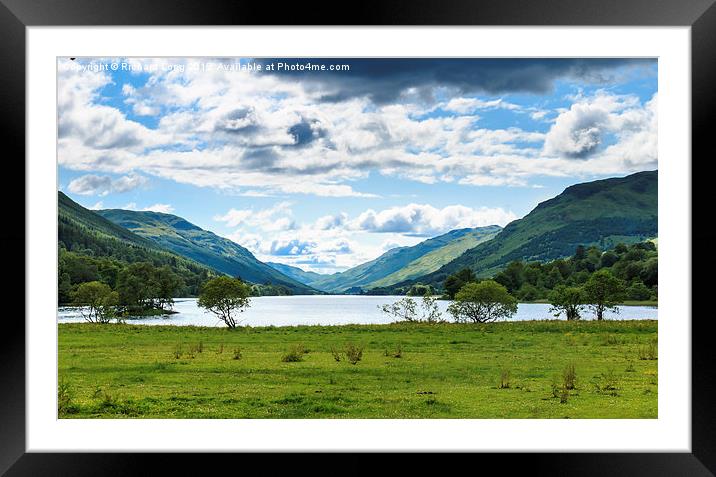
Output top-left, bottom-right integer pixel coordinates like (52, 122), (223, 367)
(2, 0), (713, 474)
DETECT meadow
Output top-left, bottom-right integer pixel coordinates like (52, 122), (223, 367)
(58, 320), (658, 419)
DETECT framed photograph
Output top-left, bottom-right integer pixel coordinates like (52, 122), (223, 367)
(4, 0), (714, 473)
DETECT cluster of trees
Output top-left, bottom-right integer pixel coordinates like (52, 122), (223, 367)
(548, 269), (625, 320)
(63, 252), (186, 322)
(59, 247), (213, 305)
(441, 241), (657, 303)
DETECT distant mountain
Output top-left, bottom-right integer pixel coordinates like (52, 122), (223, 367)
(97, 209), (317, 295)
(308, 225), (502, 293)
(403, 170), (658, 289)
(58, 191), (217, 294)
(369, 226), (502, 288)
(266, 262), (325, 287)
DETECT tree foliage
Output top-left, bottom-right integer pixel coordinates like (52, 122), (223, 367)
(548, 285), (586, 321)
(582, 269), (625, 320)
(71, 281), (119, 324)
(447, 280), (518, 323)
(197, 277), (252, 328)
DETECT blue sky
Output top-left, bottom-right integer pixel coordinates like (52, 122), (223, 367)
(57, 58), (657, 273)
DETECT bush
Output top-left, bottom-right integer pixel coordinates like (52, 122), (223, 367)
(330, 346), (342, 362)
(232, 347), (242, 360)
(563, 363), (577, 390)
(281, 344), (305, 362)
(58, 379), (74, 414)
(345, 343), (363, 365)
(638, 340), (657, 360)
(499, 368), (511, 389)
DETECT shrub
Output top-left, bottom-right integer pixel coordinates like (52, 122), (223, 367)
(563, 363), (577, 390)
(58, 380), (73, 414)
(173, 343), (182, 359)
(282, 344), (305, 363)
(217, 343), (224, 354)
(330, 346), (342, 362)
(638, 340), (658, 360)
(499, 368), (511, 389)
(345, 343), (363, 365)
(232, 347), (242, 360)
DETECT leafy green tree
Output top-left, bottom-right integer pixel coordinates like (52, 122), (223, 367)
(447, 280), (518, 323)
(153, 265), (184, 311)
(626, 281), (651, 301)
(443, 268), (476, 299)
(583, 269), (625, 320)
(548, 285), (586, 320)
(116, 262), (158, 312)
(197, 276), (252, 328)
(72, 281), (119, 324)
(380, 297), (417, 322)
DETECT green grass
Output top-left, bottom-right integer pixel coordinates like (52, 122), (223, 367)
(58, 320), (657, 419)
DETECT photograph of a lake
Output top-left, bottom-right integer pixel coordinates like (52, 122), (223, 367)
(58, 296), (658, 327)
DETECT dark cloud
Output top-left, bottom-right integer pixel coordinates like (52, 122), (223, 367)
(257, 58), (655, 104)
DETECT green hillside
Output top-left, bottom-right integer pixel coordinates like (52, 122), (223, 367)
(97, 209), (317, 295)
(266, 262), (325, 287)
(369, 226), (501, 288)
(58, 191), (217, 299)
(309, 226), (502, 293)
(405, 170), (658, 289)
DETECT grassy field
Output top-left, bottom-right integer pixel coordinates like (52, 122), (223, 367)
(58, 320), (657, 419)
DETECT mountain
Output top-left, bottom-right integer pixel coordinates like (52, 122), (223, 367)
(403, 170), (658, 289)
(308, 225), (502, 293)
(266, 262), (325, 287)
(58, 191), (217, 294)
(369, 226), (502, 288)
(97, 209), (318, 295)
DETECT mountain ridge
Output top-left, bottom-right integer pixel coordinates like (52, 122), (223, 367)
(97, 208), (318, 294)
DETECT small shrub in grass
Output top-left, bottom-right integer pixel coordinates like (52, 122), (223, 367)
(282, 344), (305, 363)
(384, 345), (402, 358)
(330, 346), (342, 362)
(499, 368), (511, 389)
(345, 343), (363, 365)
(638, 340), (657, 360)
(603, 334), (620, 345)
(216, 343), (224, 354)
(197, 341), (203, 353)
(625, 362), (635, 372)
(563, 363), (577, 390)
(58, 380), (74, 414)
(232, 347), (242, 360)
(596, 369), (619, 395)
(559, 388), (569, 404)
(173, 343), (182, 359)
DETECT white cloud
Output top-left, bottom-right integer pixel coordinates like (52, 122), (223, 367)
(543, 91), (647, 159)
(67, 173), (148, 196)
(349, 203), (516, 236)
(142, 203), (174, 213)
(214, 201), (295, 230)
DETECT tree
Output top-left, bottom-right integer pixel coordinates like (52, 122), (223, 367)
(443, 268), (476, 299)
(153, 265), (184, 311)
(72, 281), (119, 324)
(197, 276), (252, 328)
(583, 269), (625, 320)
(379, 293), (444, 323)
(380, 297), (417, 322)
(548, 285), (586, 320)
(447, 280), (518, 323)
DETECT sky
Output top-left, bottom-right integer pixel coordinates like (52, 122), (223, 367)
(57, 57), (658, 274)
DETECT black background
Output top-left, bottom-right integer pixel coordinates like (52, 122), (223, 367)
(1, 0), (713, 475)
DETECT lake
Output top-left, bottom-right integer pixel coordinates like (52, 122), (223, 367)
(57, 295), (658, 327)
